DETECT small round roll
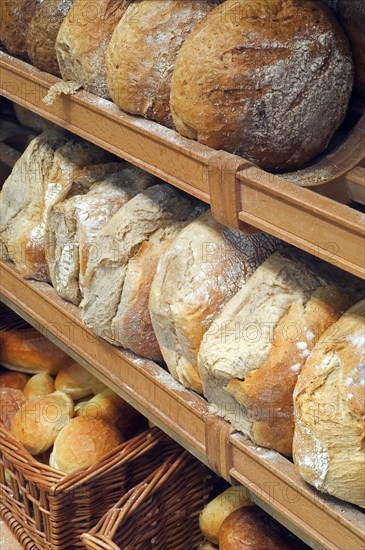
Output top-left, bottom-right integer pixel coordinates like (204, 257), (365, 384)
(50, 416), (123, 473)
(55, 363), (98, 399)
(0, 388), (25, 431)
(0, 371), (30, 390)
(23, 373), (55, 401)
(11, 391), (74, 455)
(0, 329), (71, 375)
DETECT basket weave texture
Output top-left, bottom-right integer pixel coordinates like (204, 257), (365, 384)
(81, 450), (214, 550)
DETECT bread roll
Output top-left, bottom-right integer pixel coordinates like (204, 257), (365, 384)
(90, 378), (107, 395)
(0, 388), (25, 430)
(49, 416), (123, 473)
(199, 544), (217, 550)
(81, 184), (203, 344)
(56, 0), (132, 98)
(0, 131), (116, 281)
(0, 328), (72, 375)
(170, 0), (353, 172)
(199, 486), (252, 545)
(11, 391), (73, 454)
(23, 372), (55, 400)
(293, 299), (365, 508)
(26, 0), (74, 76)
(75, 388), (146, 439)
(0, 371), (29, 390)
(219, 507), (293, 550)
(46, 165), (154, 305)
(149, 210), (281, 392)
(55, 363), (97, 399)
(106, 0), (220, 128)
(0, 0), (42, 57)
(321, 0), (365, 95)
(198, 250), (354, 455)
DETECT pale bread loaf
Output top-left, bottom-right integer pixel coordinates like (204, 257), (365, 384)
(170, 0), (353, 171)
(293, 299), (365, 508)
(149, 211), (281, 393)
(81, 184), (203, 345)
(46, 166), (154, 304)
(198, 250), (354, 455)
(56, 0), (132, 98)
(106, 0), (220, 127)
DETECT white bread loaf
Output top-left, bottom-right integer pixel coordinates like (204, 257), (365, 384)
(199, 485), (252, 545)
(106, 0), (220, 127)
(46, 165), (154, 304)
(198, 250), (354, 455)
(293, 299), (365, 508)
(56, 0), (132, 98)
(81, 184), (204, 346)
(149, 210), (281, 393)
(170, 0), (353, 171)
(0, 132), (116, 281)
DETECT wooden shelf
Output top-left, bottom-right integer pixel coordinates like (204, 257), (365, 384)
(1, 51), (364, 279)
(1, 260), (364, 550)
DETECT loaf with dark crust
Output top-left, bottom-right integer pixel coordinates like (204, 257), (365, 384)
(0, 0), (43, 57)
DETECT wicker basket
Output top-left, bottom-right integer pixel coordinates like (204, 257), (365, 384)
(81, 450), (214, 550)
(0, 420), (178, 550)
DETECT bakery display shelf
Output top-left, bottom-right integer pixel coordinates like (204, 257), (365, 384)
(1, 260), (364, 550)
(1, 51), (364, 279)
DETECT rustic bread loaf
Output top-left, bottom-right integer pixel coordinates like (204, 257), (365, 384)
(198, 250), (354, 455)
(170, 0), (354, 171)
(56, 0), (132, 98)
(0, 132), (116, 281)
(106, 0), (220, 128)
(46, 165), (154, 305)
(293, 299), (365, 508)
(321, 0), (365, 95)
(0, 327), (72, 375)
(81, 184), (203, 346)
(27, 0), (74, 76)
(149, 210), (281, 393)
(0, 0), (42, 57)
(13, 104), (56, 132)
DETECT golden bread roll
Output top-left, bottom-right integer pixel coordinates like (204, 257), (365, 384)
(199, 486), (252, 544)
(0, 388), (25, 430)
(199, 544), (218, 550)
(219, 507), (293, 550)
(0, 371), (30, 390)
(90, 377), (107, 395)
(55, 363), (98, 399)
(0, 328), (71, 375)
(23, 372), (55, 401)
(75, 389), (146, 439)
(50, 416), (123, 473)
(11, 391), (74, 455)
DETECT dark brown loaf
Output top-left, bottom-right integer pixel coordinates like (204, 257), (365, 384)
(0, 0), (43, 57)
(26, 0), (74, 76)
(106, 0), (221, 128)
(170, 0), (354, 172)
(320, 0), (365, 95)
(56, 0), (132, 98)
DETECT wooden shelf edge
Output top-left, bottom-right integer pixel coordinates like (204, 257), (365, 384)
(0, 260), (364, 550)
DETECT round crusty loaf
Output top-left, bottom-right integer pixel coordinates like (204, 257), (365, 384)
(49, 416), (123, 473)
(0, 388), (25, 430)
(56, 0), (132, 98)
(0, 0), (43, 57)
(23, 372), (55, 401)
(27, 0), (74, 76)
(199, 486), (252, 545)
(55, 363), (98, 399)
(11, 391), (74, 455)
(170, 0), (354, 172)
(293, 299), (365, 508)
(0, 371), (30, 390)
(219, 507), (294, 550)
(322, 0), (365, 96)
(0, 328), (72, 375)
(106, 0), (220, 128)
